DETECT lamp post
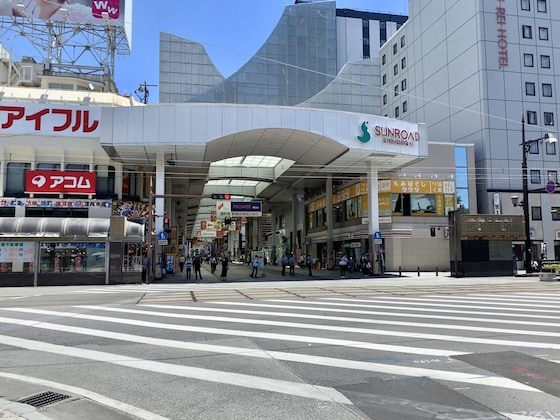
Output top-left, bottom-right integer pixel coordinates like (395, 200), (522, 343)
(515, 118), (557, 273)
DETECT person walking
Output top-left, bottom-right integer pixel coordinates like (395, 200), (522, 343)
(220, 255), (229, 282)
(142, 253), (150, 283)
(193, 255), (202, 280)
(185, 255), (193, 281)
(288, 253), (296, 277)
(348, 256), (355, 278)
(210, 255), (217, 274)
(179, 255), (185, 273)
(280, 254), (287, 276)
(306, 254), (313, 276)
(339, 254), (348, 278)
(251, 255), (259, 278)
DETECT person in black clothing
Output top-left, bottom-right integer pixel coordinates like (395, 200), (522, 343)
(220, 256), (228, 281)
(306, 255), (313, 276)
(193, 255), (202, 280)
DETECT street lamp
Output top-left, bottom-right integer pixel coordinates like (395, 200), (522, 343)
(512, 118), (557, 273)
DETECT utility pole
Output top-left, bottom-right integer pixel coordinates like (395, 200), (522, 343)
(135, 81), (157, 104)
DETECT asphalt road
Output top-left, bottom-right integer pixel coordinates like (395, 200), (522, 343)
(1, 269), (559, 419)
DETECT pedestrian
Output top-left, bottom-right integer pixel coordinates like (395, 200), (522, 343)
(141, 253), (150, 282)
(299, 254), (305, 269)
(339, 254), (348, 278)
(306, 254), (313, 276)
(288, 253), (296, 276)
(361, 253), (371, 276)
(185, 255), (192, 281)
(348, 256), (355, 278)
(251, 255), (259, 277)
(209, 255), (217, 274)
(280, 254), (287, 276)
(220, 255), (229, 281)
(193, 255), (202, 280)
(179, 255), (185, 272)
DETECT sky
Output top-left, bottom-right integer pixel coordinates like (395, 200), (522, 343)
(114, 0), (408, 102)
(0, 0), (408, 102)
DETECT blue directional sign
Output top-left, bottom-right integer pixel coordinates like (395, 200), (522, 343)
(373, 231), (382, 239)
(158, 231), (168, 240)
(230, 201), (262, 217)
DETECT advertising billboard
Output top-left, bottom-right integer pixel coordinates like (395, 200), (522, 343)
(0, 0), (132, 47)
(25, 170), (97, 195)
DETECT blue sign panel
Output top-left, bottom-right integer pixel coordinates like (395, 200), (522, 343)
(158, 231), (168, 240)
(230, 201), (263, 216)
(373, 231), (382, 239)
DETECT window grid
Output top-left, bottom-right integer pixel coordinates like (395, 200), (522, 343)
(525, 82), (535, 96)
(527, 111), (537, 125)
(544, 112), (555, 127)
(531, 206), (542, 221)
(541, 55), (551, 68)
(522, 25), (532, 39)
(530, 170), (541, 184)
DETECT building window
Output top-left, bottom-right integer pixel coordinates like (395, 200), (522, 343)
(542, 83), (552, 97)
(394, 85), (399, 96)
(383, 94), (387, 105)
(541, 55), (551, 68)
(400, 35), (405, 47)
(525, 82), (536, 96)
(382, 54), (386, 65)
(382, 74), (386, 85)
(393, 64), (398, 75)
(530, 170), (541, 184)
(524, 53), (534, 67)
(546, 135), (557, 154)
(401, 57), (406, 69)
(544, 112), (555, 126)
(522, 25), (532, 39)
(5, 162), (30, 196)
(401, 79), (407, 91)
(393, 43), (397, 54)
(94, 165), (116, 199)
(362, 19), (370, 58)
(531, 206), (542, 221)
(548, 171), (558, 183)
(537, 0), (547, 12)
(527, 111), (537, 125)
(37, 163), (60, 170)
(539, 27), (549, 40)
(403, 101), (408, 113)
(553, 208), (560, 221)
(521, 0), (530, 10)
(395, 106), (400, 117)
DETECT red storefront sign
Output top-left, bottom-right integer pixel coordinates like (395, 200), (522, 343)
(25, 170), (97, 195)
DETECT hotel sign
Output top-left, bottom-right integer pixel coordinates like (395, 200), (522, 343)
(496, 0), (508, 69)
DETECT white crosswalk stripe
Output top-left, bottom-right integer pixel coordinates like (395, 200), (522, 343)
(1, 291), (560, 418)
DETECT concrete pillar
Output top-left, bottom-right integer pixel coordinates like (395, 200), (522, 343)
(367, 160), (381, 272)
(326, 175), (333, 269)
(155, 153), (165, 234)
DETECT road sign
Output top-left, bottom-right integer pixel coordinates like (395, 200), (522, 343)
(158, 231), (168, 240)
(546, 180), (556, 193)
(373, 231), (382, 239)
(157, 239), (168, 246)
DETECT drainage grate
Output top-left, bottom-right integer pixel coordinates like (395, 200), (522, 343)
(18, 391), (71, 408)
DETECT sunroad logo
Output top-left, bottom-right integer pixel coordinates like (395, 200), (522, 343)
(92, 0), (120, 19)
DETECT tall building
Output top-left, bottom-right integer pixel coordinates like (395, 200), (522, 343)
(381, 0), (560, 260)
(159, 1), (406, 115)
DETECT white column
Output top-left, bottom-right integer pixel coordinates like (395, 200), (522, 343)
(326, 175), (333, 269)
(367, 160), (380, 242)
(155, 153), (165, 234)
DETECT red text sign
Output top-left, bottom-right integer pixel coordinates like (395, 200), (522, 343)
(25, 171), (97, 195)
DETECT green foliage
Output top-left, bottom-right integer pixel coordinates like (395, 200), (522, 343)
(541, 263), (560, 273)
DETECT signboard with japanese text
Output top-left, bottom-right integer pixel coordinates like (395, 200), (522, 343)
(25, 170), (96, 195)
(0, 198), (111, 208)
(0, 103), (101, 137)
(230, 201), (262, 217)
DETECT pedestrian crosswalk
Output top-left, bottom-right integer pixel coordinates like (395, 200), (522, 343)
(0, 291), (560, 419)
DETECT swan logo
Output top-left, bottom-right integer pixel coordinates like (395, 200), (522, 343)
(356, 121), (371, 143)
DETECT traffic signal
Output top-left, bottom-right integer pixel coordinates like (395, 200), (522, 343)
(163, 216), (170, 230)
(211, 193), (231, 200)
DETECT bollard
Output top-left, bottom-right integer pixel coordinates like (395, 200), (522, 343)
(436, 265), (438, 276)
(398, 266), (402, 277)
(417, 266), (420, 276)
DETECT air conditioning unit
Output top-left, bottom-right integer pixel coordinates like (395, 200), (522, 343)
(20, 65), (33, 82)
